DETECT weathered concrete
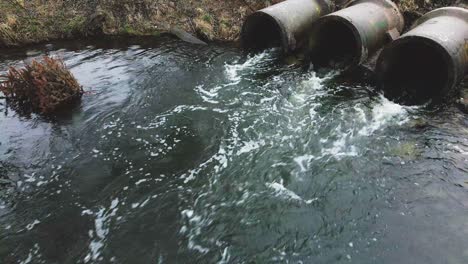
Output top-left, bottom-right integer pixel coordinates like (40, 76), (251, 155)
(307, 0), (404, 69)
(376, 7), (468, 105)
(241, 0), (334, 53)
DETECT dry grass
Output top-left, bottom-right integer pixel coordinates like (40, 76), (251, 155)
(397, 0), (419, 12)
(0, 0), (463, 46)
(0, 23), (18, 46)
(0, 56), (83, 114)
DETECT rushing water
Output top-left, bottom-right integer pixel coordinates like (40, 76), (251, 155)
(0, 36), (467, 263)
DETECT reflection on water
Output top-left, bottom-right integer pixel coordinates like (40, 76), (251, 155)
(0, 36), (467, 263)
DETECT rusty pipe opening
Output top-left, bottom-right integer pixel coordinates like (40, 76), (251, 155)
(376, 37), (453, 105)
(241, 12), (286, 52)
(308, 16), (361, 69)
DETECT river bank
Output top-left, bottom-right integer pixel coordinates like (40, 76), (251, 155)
(0, 0), (275, 48)
(0, 0), (465, 48)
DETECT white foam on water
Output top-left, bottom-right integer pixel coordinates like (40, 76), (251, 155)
(224, 49), (277, 84)
(235, 189), (253, 206)
(195, 85), (220, 104)
(181, 109), (247, 184)
(321, 130), (358, 159)
(359, 95), (409, 136)
(450, 144), (468, 156)
(218, 246), (231, 264)
(267, 182), (317, 204)
(172, 105), (209, 113)
(84, 198), (119, 263)
(237, 140), (264, 155)
(182, 145), (229, 183)
(293, 155), (315, 172)
(180, 209), (211, 254)
(19, 244), (41, 264)
(135, 178), (149, 185)
(317, 95), (413, 160)
(289, 72), (329, 106)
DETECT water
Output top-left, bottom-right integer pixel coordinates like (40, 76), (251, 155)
(0, 36), (467, 263)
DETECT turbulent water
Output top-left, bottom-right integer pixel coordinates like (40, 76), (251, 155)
(0, 36), (467, 264)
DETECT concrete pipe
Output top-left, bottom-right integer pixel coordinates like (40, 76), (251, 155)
(376, 7), (468, 105)
(307, 0), (404, 69)
(241, 0), (334, 53)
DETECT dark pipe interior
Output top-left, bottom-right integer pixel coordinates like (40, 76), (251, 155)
(241, 13), (283, 52)
(379, 41), (449, 105)
(309, 19), (359, 69)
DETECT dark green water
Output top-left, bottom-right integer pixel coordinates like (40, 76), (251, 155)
(0, 36), (467, 264)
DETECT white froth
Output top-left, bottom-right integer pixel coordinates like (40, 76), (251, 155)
(84, 198), (119, 263)
(359, 95), (409, 136)
(267, 182), (317, 204)
(224, 49), (277, 84)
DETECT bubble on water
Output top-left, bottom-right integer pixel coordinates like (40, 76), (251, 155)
(26, 219), (41, 231)
(135, 179), (149, 185)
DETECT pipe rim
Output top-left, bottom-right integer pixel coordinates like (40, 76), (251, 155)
(311, 14), (364, 69)
(241, 11), (290, 53)
(412, 7), (468, 28)
(345, 0), (404, 32)
(376, 35), (456, 101)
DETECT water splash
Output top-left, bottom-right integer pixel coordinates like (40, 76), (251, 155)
(224, 48), (280, 84)
(83, 198), (120, 263)
(358, 95), (411, 136)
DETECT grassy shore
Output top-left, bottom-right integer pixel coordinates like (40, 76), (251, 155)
(0, 0), (465, 48)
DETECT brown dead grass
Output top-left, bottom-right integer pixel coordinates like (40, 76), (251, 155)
(0, 56), (83, 114)
(0, 0), (464, 46)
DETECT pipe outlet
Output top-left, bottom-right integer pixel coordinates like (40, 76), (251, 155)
(241, 0), (334, 53)
(307, 0), (404, 69)
(376, 7), (468, 105)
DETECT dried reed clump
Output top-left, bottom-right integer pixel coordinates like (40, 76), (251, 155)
(0, 56), (83, 114)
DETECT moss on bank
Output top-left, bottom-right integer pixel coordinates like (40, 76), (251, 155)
(0, 0), (466, 47)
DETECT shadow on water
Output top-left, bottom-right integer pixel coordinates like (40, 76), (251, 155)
(0, 36), (467, 263)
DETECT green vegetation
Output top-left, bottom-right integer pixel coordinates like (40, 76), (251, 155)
(64, 15), (86, 36)
(122, 24), (137, 35)
(203, 14), (213, 23)
(390, 142), (421, 160)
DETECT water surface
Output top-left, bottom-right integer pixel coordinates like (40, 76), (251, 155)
(0, 36), (467, 263)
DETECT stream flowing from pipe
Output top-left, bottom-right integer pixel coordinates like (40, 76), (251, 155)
(0, 36), (467, 263)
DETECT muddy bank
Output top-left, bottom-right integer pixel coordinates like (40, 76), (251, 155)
(0, 0), (466, 48)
